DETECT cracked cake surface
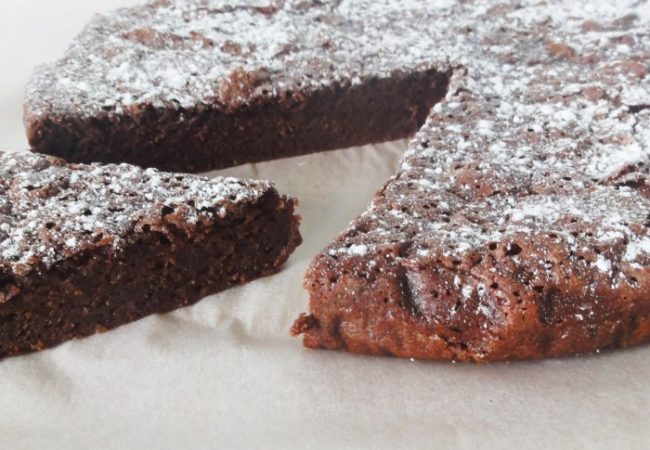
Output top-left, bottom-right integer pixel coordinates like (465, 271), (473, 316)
(21, 0), (650, 360)
(0, 151), (301, 357)
(0, 151), (273, 276)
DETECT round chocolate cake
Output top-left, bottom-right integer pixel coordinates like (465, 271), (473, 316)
(22, 0), (650, 361)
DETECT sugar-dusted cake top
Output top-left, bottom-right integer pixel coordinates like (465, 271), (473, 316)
(312, 1), (650, 295)
(25, 0), (454, 118)
(0, 151), (271, 277)
(22, 0), (650, 290)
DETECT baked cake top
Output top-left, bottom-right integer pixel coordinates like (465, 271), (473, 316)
(24, 0), (452, 118)
(23, 1), (650, 298)
(318, 1), (650, 320)
(0, 151), (271, 278)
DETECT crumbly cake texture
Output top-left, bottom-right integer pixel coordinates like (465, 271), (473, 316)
(0, 151), (301, 357)
(22, 0), (650, 361)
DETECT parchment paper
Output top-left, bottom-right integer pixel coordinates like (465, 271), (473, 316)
(1, 2), (649, 449)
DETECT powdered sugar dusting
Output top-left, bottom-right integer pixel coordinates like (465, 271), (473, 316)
(0, 152), (271, 276)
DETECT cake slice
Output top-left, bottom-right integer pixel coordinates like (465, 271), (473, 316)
(0, 151), (301, 357)
(292, 1), (650, 361)
(24, 0), (450, 172)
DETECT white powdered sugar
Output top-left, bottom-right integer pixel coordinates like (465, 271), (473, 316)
(0, 152), (271, 276)
(25, 0), (452, 117)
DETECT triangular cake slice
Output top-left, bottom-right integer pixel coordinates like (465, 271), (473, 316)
(0, 151), (301, 357)
(292, 1), (650, 361)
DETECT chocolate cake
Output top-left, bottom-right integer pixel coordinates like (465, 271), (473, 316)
(0, 151), (300, 357)
(24, 1), (450, 171)
(22, 0), (650, 361)
(293, 1), (650, 361)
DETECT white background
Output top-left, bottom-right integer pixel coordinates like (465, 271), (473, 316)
(0, 1), (649, 449)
